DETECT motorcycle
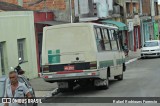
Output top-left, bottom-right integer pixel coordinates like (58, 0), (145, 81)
(14, 58), (29, 80)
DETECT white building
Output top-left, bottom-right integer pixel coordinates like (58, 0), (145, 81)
(0, 11), (38, 79)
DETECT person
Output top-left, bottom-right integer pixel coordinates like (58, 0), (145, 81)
(4, 71), (32, 106)
(123, 43), (129, 56)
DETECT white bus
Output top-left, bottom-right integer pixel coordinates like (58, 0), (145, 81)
(41, 23), (126, 92)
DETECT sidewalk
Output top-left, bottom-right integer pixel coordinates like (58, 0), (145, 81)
(125, 49), (141, 63)
(30, 49), (141, 97)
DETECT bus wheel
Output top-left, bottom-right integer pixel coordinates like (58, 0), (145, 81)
(123, 63), (126, 72)
(117, 73), (123, 81)
(103, 77), (109, 89)
(94, 78), (109, 90)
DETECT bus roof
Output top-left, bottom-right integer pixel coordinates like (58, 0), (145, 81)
(43, 23), (118, 30)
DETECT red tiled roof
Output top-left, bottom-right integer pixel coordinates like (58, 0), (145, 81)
(0, 1), (30, 11)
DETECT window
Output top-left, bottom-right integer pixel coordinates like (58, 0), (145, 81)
(108, 29), (119, 51)
(0, 42), (5, 75)
(94, 26), (119, 51)
(102, 28), (111, 50)
(94, 27), (105, 51)
(17, 39), (27, 61)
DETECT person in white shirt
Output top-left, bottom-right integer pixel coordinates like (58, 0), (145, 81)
(4, 71), (32, 106)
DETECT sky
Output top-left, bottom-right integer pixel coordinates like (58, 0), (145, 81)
(159, 0), (160, 4)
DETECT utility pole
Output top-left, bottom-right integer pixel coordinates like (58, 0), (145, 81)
(139, 0), (144, 46)
(150, 0), (155, 39)
(139, 0), (142, 15)
(69, 0), (73, 23)
(131, 0), (133, 14)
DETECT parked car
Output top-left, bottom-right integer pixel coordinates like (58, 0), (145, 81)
(0, 75), (37, 106)
(141, 40), (160, 58)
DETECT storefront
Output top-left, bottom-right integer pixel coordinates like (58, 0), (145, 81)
(140, 16), (152, 46)
(127, 17), (141, 52)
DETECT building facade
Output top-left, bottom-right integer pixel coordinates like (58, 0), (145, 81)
(140, 0), (159, 46)
(0, 11), (38, 79)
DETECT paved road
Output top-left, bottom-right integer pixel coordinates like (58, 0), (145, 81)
(39, 57), (160, 106)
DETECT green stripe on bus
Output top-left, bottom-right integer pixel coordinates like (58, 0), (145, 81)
(99, 60), (114, 68)
(116, 59), (125, 65)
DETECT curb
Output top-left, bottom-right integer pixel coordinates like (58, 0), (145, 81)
(125, 57), (141, 65)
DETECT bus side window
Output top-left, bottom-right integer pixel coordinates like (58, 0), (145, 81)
(113, 30), (121, 51)
(102, 28), (111, 51)
(108, 29), (119, 51)
(94, 27), (105, 52)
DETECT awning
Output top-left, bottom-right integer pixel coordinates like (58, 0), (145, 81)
(100, 20), (128, 31)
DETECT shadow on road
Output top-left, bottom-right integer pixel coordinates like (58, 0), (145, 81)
(56, 79), (120, 96)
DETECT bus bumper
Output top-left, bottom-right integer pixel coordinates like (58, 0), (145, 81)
(42, 71), (100, 82)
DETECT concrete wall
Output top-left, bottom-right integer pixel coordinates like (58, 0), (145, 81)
(0, 11), (38, 79)
(23, 0), (67, 11)
(2, 0), (74, 22)
(53, 1), (73, 22)
(0, 0), (18, 4)
(23, 0), (71, 22)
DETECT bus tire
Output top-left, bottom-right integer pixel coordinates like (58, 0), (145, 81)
(103, 76), (109, 89)
(95, 78), (109, 90)
(100, 69), (110, 89)
(117, 72), (123, 81)
(107, 67), (111, 77)
(123, 63), (126, 72)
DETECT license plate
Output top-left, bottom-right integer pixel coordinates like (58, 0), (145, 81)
(64, 65), (75, 71)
